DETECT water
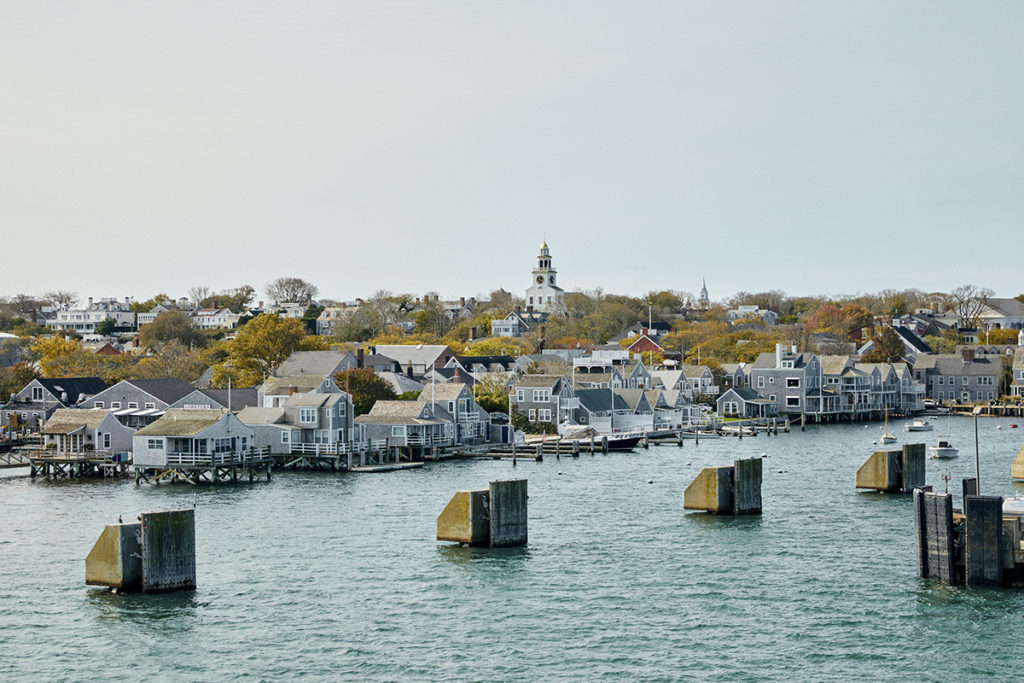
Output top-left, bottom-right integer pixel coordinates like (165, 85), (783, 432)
(3, 416), (1024, 681)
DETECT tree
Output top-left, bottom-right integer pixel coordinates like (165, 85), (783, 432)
(188, 286), (211, 306)
(133, 340), (210, 382)
(0, 362), (39, 402)
(302, 303), (325, 335)
(216, 314), (306, 386)
(333, 368), (397, 415)
(924, 331), (959, 354)
(94, 318), (118, 336)
(200, 285), (256, 313)
(949, 284), (994, 328)
(465, 337), (533, 356)
(265, 277), (319, 304)
(130, 293), (174, 312)
(42, 290), (79, 310)
(472, 374), (510, 414)
(138, 310), (205, 350)
(981, 328), (1020, 345)
(862, 327), (904, 363)
(415, 294), (454, 337)
(30, 336), (90, 377)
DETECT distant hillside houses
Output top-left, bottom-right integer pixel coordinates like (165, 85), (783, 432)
(727, 305), (779, 325)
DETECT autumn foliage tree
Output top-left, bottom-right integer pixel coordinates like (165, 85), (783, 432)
(333, 368), (397, 415)
(862, 327), (905, 363)
(212, 314), (306, 387)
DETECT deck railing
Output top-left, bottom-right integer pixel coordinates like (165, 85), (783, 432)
(166, 447), (271, 467)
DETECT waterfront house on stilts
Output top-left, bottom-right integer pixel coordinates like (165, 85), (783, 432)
(132, 409), (268, 485)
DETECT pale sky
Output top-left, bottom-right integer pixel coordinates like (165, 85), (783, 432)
(2, 2), (1022, 305)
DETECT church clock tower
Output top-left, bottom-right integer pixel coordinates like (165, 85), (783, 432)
(525, 241), (566, 314)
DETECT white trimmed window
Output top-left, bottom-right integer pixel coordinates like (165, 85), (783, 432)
(538, 409), (552, 422)
(95, 401), (104, 408)
(147, 438), (163, 450)
(127, 402), (138, 409)
(299, 408), (317, 423)
(528, 409), (536, 421)
(111, 402), (121, 409)
(281, 431), (290, 443)
(145, 402), (155, 409)
(758, 377), (765, 388)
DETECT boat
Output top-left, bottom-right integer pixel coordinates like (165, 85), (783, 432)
(928, 438), (959, 459)
(905, 419), (933, 432)
(880, 405), (897, 444)
(557, 426), (642, 451)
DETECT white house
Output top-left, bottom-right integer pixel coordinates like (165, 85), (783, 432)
(132, 409), (255, 468)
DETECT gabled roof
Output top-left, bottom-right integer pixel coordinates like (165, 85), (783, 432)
(260, 375), (334, 395)
(514, 375), (563, 388)
(276, 350), (355, 377)
(375, 372), (425, 395)
(650, 370), (685, 388)
(418, 383), (470, 402)
(122, 378), (195, 404)
(720, 386), (765, 402)
(135, 409), (231, 436)
(681, 365), (711, 378)
(892, 327), (931, 354)
(236, 406), (287, 425)
(284, 392), (345, 408)
(36, 377), (107, 402)
(576, 389), (630, 413)
(819, 356), (852, 376)
(373, 344), (450, 368)
(355, 399), (443, 424)
(981, 297), (1024, 318)
(196, 388), (259, 410)
(613, 389), (650, 411)
(42, 408), (111, 434)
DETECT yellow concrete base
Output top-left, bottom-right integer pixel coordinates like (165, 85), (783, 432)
(683, 466), (732, 512)
(85, 523), (141, 589)
(436, 489), (489, 545)
(856, 450), (899, 491)
(1012, 444), (1024, 482)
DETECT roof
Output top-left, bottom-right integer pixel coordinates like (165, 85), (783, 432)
(982, 298), (1024, 318)
(613, 389), (649, 411)
(260, 375), (333, 395)
(375, 372), (425, 394)
(892, 327), (931, 354)
(284, 392), (345, 408)
(418, 383), (469, 401)
(928, 355), (1004, 376)
(135, 409), (231, 437)
(372, 344), (450, 368)
(276, 350), (355, 377)
(514, 375), (563, 388)
(819, 356), (852, 376)
(41, 408), (110, 434)
(454, 355), (516, 369)
(576, 389), (630, 413)
(36, 377), (107, 401)
(197, 388), (259, 410)
(236, 406), (286, 425)
(651, 370), (685, 388)
(122, 378), (195, 404)
(681, 365), (711, 378)
(355, 400), (443, 425)
(721, 386), (763, 402)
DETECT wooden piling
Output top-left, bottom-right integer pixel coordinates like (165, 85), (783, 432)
(601, 436), (608, 454)
(914, 490), (955, 583)
(965, 495), (1004, 588)
(733, 458), (762, 514)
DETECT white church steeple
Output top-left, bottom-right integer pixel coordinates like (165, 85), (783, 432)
(525, 240), (566, 314)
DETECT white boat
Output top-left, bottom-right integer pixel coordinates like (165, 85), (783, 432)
(928, 438), (959, 459)
(905, 419), (933, 432)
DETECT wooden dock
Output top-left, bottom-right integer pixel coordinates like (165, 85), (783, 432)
(28, 451), (132, 479)
(350, 462), (424, 473)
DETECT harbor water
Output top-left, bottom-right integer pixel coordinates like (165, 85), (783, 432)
(4, 416), (1024, 680)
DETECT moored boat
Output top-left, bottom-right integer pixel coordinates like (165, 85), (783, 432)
(928, 438), (958, 459)
(905, 419), (933, 432)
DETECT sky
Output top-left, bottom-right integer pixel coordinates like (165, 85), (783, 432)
(2, 2), (1022, 305)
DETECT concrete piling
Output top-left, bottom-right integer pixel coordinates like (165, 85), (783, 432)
(684, 457), (763, 515)
(86, 509), (196, 593)
(1012, 445), (1024, 481)
(437, 479), (528, 547)
(855, 444), (926, 493)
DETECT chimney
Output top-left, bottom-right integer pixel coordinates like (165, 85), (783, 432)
(962, 347), (975, 363)
(459, 297), (466, 307)
(527, 305), (534, 313)
(791, 345), (798, 354)
(124, 297), (130, 306)
(289, 387), (297, 396)
(357, 348), (364, 368)
(469, 327), (477, 341)
(258, 301), (264, 308)
(470, 297), (477, 305)
(88, 297), (93, 307)
(775, 343), (783, 367)
(415, 297), (421, 305)
(407, 361), (414, 378)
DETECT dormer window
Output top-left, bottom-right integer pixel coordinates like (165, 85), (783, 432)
(781, 361), (794, 369)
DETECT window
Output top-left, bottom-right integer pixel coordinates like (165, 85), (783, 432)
(110, 402), (121, 409)
(127, 402), (138, 409)
(538, 409), (552, 422)
(299, 408), (317, 423)
(95, 402), (104, 409)
(938, 377), (944, 385)
(516, 389), (525, 402)
(31, 387), (43, 401)
(391, 426), (405, 436)
(769, 395), (776, 402)
(533, 389), (551, 402)
(145, 402), (155, 409)
(338, 403), (346, 417)
(281, 431), (290, 444)
(786, 397), (800, 407)
(938, 391), (944, 400)
(786, 378), (800, 388)
(757, 377), (765, 388)
(448, 401), (455, 413)
(147, 438), (163, 450)
(769, 377), (775, 384)
(528, 409), (536, 421)
(102, 433), (110, 449)
(781, 361), (794, 369)
(314, 430), (330, 444)
(963, 376), (969, 386)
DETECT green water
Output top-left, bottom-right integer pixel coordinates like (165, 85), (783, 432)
(3, 417), (1024, 681)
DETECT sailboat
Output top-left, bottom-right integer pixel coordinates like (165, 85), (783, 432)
(879, 403), (896, 444)
(929, 413), (958, 459)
